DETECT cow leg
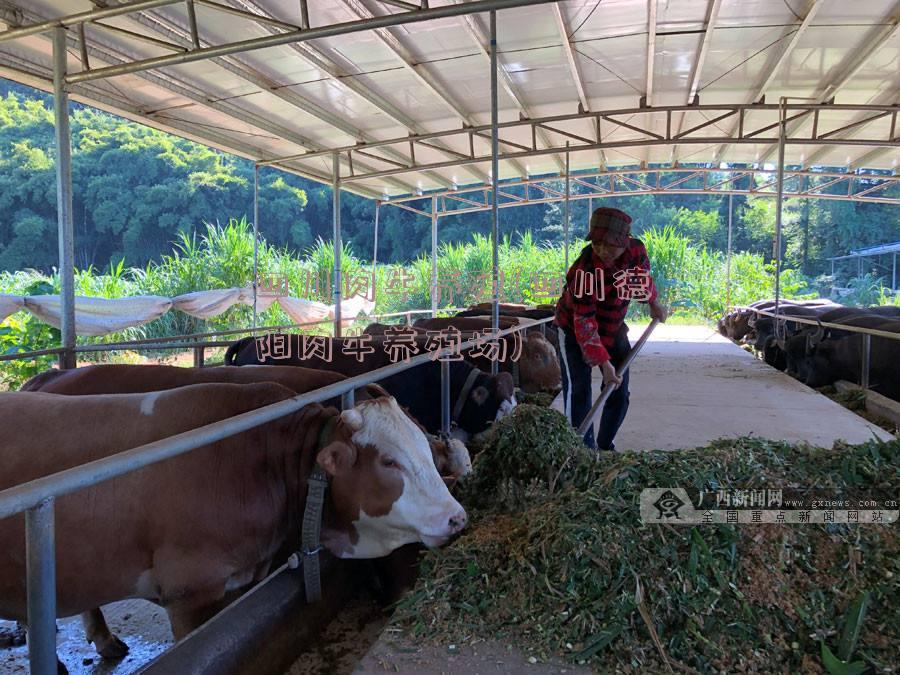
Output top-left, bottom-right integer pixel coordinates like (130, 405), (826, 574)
(81, 608), (128, 659)
(164, 588), (245, 640)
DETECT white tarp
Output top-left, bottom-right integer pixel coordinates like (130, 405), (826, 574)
(23, 295), (173, 337)
(1, 288), (375, 336)
(0, 294), (25, 323)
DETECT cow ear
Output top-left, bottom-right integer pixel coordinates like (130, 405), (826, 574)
(470, 385), (489, 405)
(317, 441), (357, 476)
(495, 372), (515, 398)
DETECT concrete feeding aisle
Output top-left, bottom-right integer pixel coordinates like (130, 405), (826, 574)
(552, 324), (893, 450)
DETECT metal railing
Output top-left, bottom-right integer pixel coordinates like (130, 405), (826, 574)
(737, 306), (900, 392)
(0, 307), (467, 365)
(0, 315), (552, 675)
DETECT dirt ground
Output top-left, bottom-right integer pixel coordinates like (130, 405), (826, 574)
(283, 592), (594, 675)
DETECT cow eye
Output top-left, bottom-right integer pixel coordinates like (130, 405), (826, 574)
(381, 457), (399, 469)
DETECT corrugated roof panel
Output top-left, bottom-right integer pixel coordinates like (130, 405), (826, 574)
(0, 0), (895, 199)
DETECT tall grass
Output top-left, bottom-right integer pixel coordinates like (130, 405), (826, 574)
(2, 219), (838, 388)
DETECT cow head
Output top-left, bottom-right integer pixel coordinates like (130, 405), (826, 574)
(453, 370), (516, 440)
(317, 396), (467, 559)
(519, 333), (561, 393)
(429, 436), (472, 480)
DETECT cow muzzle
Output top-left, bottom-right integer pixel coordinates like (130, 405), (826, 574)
(420, 504), (468, 548)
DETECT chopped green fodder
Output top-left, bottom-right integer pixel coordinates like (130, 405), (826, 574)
(516, 391), (556, 408)
(459, 404), (589, 509)
(395, 437), (900, 674)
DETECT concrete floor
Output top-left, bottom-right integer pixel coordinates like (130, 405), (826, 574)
(553, 323), (893, 449)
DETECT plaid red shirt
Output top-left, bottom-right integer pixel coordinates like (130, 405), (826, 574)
(553, 239), (658, 366)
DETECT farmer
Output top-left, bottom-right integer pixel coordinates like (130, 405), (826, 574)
(553, 207), (667, 451)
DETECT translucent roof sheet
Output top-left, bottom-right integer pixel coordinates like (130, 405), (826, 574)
(0, 0), (897, 200)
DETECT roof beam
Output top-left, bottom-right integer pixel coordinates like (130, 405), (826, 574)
(448, 2), (552, 174)
(219, 0), (485, 186)
(117, 4), (423, 191)
(670, 0), (722, 164)
(552, 3), (588, 112)
(551, 1), (606, 171)
(334, 0), (504, 182)
(645, 0), (656, 107)
(757, 0), (900, 164)
(714, 0), (824, 163)
(801, 90), (899, 168)
(336, 0), (471, 123)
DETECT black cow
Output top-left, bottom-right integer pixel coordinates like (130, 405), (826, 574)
(224, 334), (516, 439)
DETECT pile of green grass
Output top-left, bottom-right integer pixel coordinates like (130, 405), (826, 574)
(396, 435), (899, 674)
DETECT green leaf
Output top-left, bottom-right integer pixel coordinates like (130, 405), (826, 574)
(820, 642), (867, 675)
(837, 591), (870, 662)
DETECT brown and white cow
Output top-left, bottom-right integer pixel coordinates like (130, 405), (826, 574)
(0, 383), (466, 660)
(19, 364), (473, 659)
(22, 364), (471, 482)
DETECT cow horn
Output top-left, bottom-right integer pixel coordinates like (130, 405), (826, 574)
(808, 324), (825, 345)
(340, 408), (364, 432)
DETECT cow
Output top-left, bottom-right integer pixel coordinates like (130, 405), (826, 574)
(363, 319), (560, 394)
(782, 310), (878, 380)
(751, 305), (831, 370)
(23, 364), (361, 406)
(19, 363), (474, 660)
(0, 384), (467, 669)
(224, 335), (516, 440)
(866, 305), (900, 318)
(21, 364), (473, 482)
(801, 320), (900, 399)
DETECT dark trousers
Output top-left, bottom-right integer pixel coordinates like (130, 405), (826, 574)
(556, 324), (631, 451)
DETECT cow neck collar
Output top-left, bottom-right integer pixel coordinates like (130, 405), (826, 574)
(291, 413), (336, 603)
(451, 367), (482, 428)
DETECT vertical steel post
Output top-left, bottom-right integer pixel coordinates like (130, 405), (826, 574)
(53, 27), (76, 370)
(564, 141), (570, 269)
(774, 98), (786, 317)
(860, 334), (871, 389)
(253, 164), (260, 329)
(726, 193), (733, 308)
(431, 196), (438, 318)
(341, 390), (354, 410)
(489, 10), (500, 375)
(26, 499), (57, 675)
(193, 345), (204, 368)
(372, 201), (380, 304)
(892, 253), (897, 291)
(332, 153), (342, 337)
(441, 358), (451, 437)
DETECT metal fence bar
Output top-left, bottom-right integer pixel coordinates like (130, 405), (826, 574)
(0, 308), (472, 364)
(576, 320), (659, 438)
(440, 358), (451, 436)
(739, 307), (900, 341)
(26, 499), (56, 675)
(0, 317), (552, 519)
(341, 390), (354, 410)
(0, 348), (65, 363)
(861, 334), (871, 389)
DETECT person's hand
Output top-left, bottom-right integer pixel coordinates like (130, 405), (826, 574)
(649, 300), (668, 323)
(600, 360), (623, 386)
